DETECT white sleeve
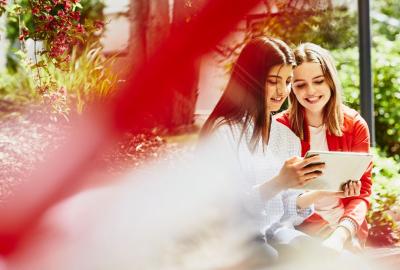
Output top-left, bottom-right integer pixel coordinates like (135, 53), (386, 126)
(281, 189), (314, 226)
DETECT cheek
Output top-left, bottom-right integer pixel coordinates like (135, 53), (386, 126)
(320, 85), (331, 99)
(265, 85), (274, 97)
(292, 88), (303, 99)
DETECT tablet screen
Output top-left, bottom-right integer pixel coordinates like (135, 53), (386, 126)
(302, 150), (373, 191)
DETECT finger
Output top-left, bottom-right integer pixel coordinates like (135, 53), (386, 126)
(344, 183), (349, 197)
(298, 155), (322, 167)
(351, 181), (358, 196)
(353, 180), (361, 195)
(357, 181), (362, 195)
(347, 182), (354, 196)
(285, 156), (301, 165)
(300, 163), (326, 175)
(300, 171), (323, 182)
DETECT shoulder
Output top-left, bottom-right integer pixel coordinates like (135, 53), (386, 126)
(270, 117), (301, 156)
(342, 105), (369, 134)
(272, 117), (300, 142)
(275, 110), (291, 128)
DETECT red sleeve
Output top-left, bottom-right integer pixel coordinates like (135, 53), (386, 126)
(275, 111), (291, 128)
(342, 114), (372, 227)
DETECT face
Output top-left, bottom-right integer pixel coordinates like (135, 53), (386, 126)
(265, 64), (293, 112)
(292, 62), (331, 114)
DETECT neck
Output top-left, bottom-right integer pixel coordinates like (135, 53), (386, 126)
(306, 110), (324, 128)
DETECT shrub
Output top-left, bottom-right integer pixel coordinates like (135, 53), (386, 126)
(366, 148), (400, 246)
(332, 35), (400, 160)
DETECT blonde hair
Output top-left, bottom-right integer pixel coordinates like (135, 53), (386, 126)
(288, 43), (344, 140)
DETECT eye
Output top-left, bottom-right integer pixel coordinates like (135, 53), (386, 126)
(314, 79), (324, 84)
(294, 83), (305, 89)
(267, 79), (277, 84)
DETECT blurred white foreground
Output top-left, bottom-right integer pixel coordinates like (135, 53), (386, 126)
(3, 139), (394, 270)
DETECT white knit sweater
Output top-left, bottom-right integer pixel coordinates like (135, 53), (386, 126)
(209, 117), (313, 240)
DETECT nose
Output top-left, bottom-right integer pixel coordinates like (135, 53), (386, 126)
(276, 81), (288, 96)
(305, 84), (317, 95)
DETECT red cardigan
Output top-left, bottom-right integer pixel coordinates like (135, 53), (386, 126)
(277, 106), (372, 243)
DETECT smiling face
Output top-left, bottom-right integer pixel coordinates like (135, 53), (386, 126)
(292, 62), (331, 115)
(265, 64), (293, 113)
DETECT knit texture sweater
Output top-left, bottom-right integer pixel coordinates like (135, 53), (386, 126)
(209, 117), (313, 240)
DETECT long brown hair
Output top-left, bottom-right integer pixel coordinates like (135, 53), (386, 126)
(288, 43), (344, 140)
(200, 37), (295, 152)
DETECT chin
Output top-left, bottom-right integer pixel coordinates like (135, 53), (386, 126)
(307, 106), (324, 114)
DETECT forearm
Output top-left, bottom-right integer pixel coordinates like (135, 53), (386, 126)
(255, 175), (285, 201)
(296, 190), (342, 208)
(342, 199), (368, 226)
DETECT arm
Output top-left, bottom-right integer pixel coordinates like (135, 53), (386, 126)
(323, 116), (372, 250)
(256, 155), (326, 200)
(280, 189), (314, 226)
(296, 190), (343, 208)
(341, 116), (372, 227)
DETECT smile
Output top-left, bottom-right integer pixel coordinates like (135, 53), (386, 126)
(270, 97), (284, 102)
(305, 96), (323, 104)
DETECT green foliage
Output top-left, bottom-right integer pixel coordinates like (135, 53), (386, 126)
(367, 148), (400, 246)
(333, 35), (400, 160)
(0, 51), (38, 104)
(253, 6), (357, 50)
(51, 43), (121, 114)
(5, 0), (106, 71)
(372, 0), (400, 41)
(0, 42), (120, 120)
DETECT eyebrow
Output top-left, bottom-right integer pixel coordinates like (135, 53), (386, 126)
(267, 75), (293, 80)
(293, 75), (324, 83)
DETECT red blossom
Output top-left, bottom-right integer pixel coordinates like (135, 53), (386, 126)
(44, 5), (52, 12)
(64, 0), (72, 10)
(76, 24), (85, 33)
(21, 27), (29, 36)
(94, 20), (105, 30)
(58, 86), (67, 95)
(32, 7), (40, 15)
(57, 10), (65, 17)
(22, 0), (95, 65)
(71, 11), (81, 21)
(19, 27), (29, 40)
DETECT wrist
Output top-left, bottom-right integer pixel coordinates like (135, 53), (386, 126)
(257, 175), (284, 201)
(332, 226), (351, 242)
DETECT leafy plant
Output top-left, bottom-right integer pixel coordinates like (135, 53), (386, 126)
(366, 148), (400, 246)
(333, 35), (400, 160)
(50, 42), (121, 114)
(0, 41), (121, 120)
(0, 0), (110, 119)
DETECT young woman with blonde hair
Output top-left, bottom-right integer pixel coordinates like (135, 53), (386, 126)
(277, 43), (372, 252)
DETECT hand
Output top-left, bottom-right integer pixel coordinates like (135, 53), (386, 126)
(276, 155), (326, 189)
(322, 226), (349, 252)
(338, 180), (361, 198)
(256, 155), (325, 200)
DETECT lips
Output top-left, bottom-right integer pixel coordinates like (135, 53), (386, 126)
(270, 97), (283, 102)
(305, 96), (323, 104)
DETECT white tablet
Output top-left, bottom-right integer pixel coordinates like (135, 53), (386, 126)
(302, 150), (373, 191)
